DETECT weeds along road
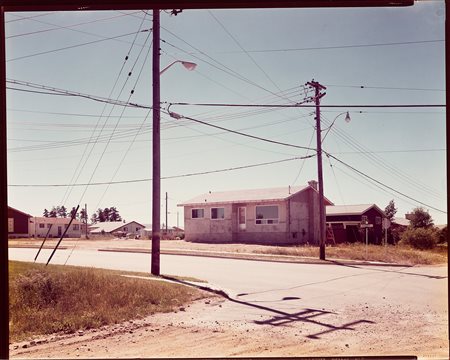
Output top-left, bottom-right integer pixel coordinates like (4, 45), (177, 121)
(9, 247), (449, 358)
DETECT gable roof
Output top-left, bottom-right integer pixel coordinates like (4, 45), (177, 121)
(326, 204), (385, 216)
(32, 217), (83, 225)
(8, 206), (32, 218)
(90, 221), (144, 233)
(179, 185), (334, 206)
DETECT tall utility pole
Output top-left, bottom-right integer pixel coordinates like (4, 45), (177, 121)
(85, 203), (89, 239)
(151, 9), (161, 276)
(165, 192), (168, 234)
(306, 80), (327, 260)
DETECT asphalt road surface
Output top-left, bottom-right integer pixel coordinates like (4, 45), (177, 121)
(8, 248), (449, 358)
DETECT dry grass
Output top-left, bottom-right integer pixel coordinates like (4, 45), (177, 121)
(9, 261), (207, 342)
(254, 243), (448, 265)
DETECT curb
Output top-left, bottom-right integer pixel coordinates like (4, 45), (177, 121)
(97, 247), (413, 268)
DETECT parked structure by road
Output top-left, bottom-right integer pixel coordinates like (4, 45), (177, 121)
(179, 182), (333, 245)
(325, 204), (386, 244)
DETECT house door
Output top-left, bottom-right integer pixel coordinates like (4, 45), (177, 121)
(238, 207), (246, 231)
(58, 226), (62, 236)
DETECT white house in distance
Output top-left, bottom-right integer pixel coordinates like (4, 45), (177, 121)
(89, 221), (144, 237)
(178, 182), (333, 245)
(29, 217), (83, 238)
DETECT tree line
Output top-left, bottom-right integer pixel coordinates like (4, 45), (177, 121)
(43, 206), (122, 223)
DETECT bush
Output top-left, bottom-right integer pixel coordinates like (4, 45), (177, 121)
(438, 226), (447, 244)
(400, 227), (438, 250)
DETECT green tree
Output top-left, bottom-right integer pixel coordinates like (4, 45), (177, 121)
(69, 207), (78, 219)
(49, 207), (57, 218)
(437, 226), (447, 244)
(58, 206), (67, 218)
(109, 207), (122, 222)
(409, 207), (434, 229)
(43, 209), (49, 218)
(400, 227), (438, 250)
(384, 199), (397, 222)
(80, 208), (88, 223)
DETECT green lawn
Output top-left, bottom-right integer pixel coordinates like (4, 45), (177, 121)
(9, 261), (207, 342)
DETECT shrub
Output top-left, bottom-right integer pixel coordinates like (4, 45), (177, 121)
(400, 227), (438, 250)
(437, 226), (447, 244)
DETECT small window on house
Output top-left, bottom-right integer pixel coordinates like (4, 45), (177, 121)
(47, 224), (51, 228)
(375, 216), (382, 225)
(211, 207), (225, 220)
(192, 209), (204, 219)
(136, 227), (140, 231)
(255, 205), (279, 224)
(39, 224), (45, 228)
(73, 224), (79, 230)
(361, 215), (368, 224)
(124, 227), (128, 231)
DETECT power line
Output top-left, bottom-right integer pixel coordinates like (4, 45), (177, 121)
(169, 101), (445, 109)
(325, 152), (446, 214)
(7, 29), (151, 62)
(325, 84), (445, 92)
(207, 39), (444, 54)
(8, 155), (315, 187)
(6, 11), (144, 39)
(168, 111), (317, 152)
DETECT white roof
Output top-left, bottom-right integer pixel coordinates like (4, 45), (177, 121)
(179, 185), (333, 206)
(90, 221), (143, 233)
(326, 204), (385, 216)
(32, 217), (82, 225)
(392, 217), (410, 227)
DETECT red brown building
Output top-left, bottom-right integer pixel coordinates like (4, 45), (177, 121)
(7, 206), (32, 238)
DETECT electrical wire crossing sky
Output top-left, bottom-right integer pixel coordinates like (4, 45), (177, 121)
(5, 3), (446, 227)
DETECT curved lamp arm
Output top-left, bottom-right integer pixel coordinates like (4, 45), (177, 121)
(160, 60), (197, 75)
(321, 111), (350, 143)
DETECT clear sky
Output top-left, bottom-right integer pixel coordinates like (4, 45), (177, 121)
(5, 2), (446, 228)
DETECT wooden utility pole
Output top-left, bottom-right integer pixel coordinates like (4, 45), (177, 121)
(85, 203), (89, 239)
(306, 80), (327, 260)
(165, 192), (168, 235)
(151, 9), (161, 276)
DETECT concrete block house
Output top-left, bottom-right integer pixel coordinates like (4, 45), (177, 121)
(29, 217), (83, 238)
(179, 182), (333, 245)
(325, 204), (386, 244)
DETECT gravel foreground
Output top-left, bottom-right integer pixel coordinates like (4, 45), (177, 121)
(10, 291), (448, 359)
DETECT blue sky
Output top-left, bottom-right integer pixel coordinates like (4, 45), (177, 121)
(5, 2), (446, 227)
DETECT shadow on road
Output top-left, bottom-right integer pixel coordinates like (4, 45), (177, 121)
(161, 275), (375, 340)
(326, 260), (447, 280)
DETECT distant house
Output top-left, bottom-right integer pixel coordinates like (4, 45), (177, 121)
(29, 217), (83, 238)
(178, 182), (333, 245)
(139, 225), (185, 239)
(325, 204), (386, 244)
(89, 221), (144, 237)
(8, 206), (32, 238)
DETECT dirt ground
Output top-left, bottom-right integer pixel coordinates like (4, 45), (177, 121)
(9, 291), (448, 359)
(8, 238), (449, 358)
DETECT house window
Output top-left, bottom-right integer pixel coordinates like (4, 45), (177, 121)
(136, 227), (140, 231)
(361, 215), (368, 224)
(8, 218), (13, 232)
(211, 207), (225, 220)
(47, 224), (51, 228)
(39, 224), (45, 228)
(124, 227), (128, 231)
(192, 209), (204, 219)
(375, 216), (382, 225)
(255, 205), (279, 224)
(73, 224), (79, 230)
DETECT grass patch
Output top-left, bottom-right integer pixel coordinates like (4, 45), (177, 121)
(254, 243), (447, 265)
(9, 261), (207, 342)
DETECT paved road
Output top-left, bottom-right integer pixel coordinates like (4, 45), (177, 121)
(9, 247), (447, 310)
(9, 248), (449, 357)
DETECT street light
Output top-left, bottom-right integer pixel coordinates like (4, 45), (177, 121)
(160, 60), (197, 75)
(321, 111), (351, 143)
(152, 10), (197, 276)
